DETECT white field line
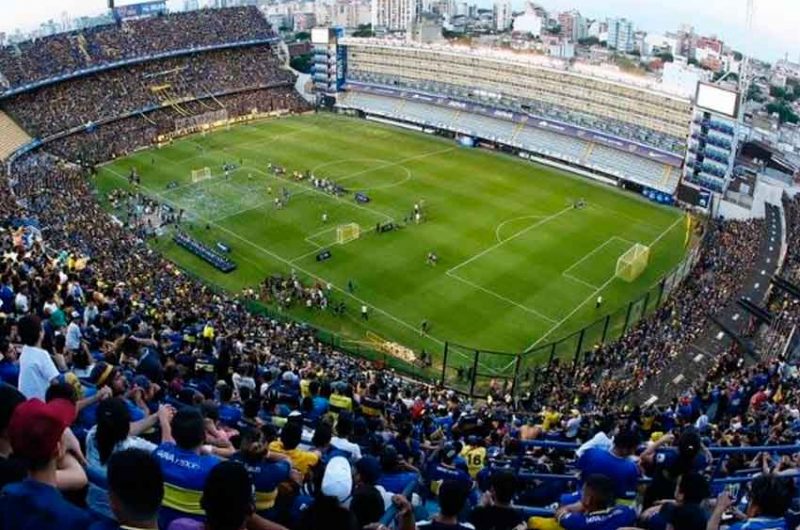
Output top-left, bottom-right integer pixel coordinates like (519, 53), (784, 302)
(446, 270), (558, 324)
(562, 236), (634, 277)
(448, 206), (574, 275)
(103, 166), (466, 362)
(494, 215), (546, 243)
(524, 214), (687, 352)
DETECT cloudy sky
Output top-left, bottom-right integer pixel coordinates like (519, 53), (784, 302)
(0, 0), (797, 62)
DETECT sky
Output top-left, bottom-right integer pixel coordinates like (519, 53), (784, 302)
(0, 0), (797, 63)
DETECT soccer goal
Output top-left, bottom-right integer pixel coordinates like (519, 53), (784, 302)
(336, 223), (360, 244)
(616, 243), (650, 282)
(191, 167), (211, 183)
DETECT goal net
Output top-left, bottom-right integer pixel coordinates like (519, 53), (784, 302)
(616, 243), (650, 282)
(336, 223), (360, 244)
(191, 167), (211, 183)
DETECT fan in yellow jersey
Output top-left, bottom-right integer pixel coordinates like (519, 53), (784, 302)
(460, 435), (487, 479)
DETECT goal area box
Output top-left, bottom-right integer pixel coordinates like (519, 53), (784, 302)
(191, 167), (211, 183)
(336, 223), (360, 244)
(616, 243), (650, 282)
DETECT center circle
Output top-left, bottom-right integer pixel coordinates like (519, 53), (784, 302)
(310, 158), (411, 191)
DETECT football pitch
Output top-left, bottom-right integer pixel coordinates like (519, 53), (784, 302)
(94, 113), (688, 372)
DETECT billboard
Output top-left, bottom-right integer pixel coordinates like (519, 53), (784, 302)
(113, 0), (167, 19)
(311, 28), (331, 44)
(695, 83), (740, 118)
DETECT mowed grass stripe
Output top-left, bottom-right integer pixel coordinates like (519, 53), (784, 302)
(95, 113), (688, 360)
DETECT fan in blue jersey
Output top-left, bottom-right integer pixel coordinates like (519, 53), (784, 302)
(707, 475), (792, 530)
(530, 474), (635, 530)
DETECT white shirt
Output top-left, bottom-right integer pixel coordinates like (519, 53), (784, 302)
(331, 436), (362, 461)
(65, 321), (82, 350)
(19, 345), (59, 399)
(14, 293), (28, 313)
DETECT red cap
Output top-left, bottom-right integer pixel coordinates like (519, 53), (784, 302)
(8, 399), (76, 462)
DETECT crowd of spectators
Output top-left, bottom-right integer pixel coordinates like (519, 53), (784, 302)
(42, 86), (309, 165)
(526, 218), (766, 406)
(0, 139), (797, 530)
(0, 10), (797, 528)
(0, 6), (274, 90)
(2, 44), (292, 138)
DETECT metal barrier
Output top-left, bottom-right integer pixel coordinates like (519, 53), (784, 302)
(379, 475), (419, 528)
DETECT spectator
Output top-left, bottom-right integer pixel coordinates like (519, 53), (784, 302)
(268, 421), (319, 480)
(531, 474), (635, 530)
(0, 398), (93, 530)
(469, 471), (524, 530)
(85, 398), (173, 518)
(574, 430), (640, 503)
(707, 474), (793, 530)
(89, 448), (165, 530)
(154, 407), (221, 528)
(17, 314), (60, 400)
(0, 383), (26, 489)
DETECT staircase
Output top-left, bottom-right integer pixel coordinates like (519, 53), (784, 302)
(580, 142), (595, 164)
(0, 110), (32, 161)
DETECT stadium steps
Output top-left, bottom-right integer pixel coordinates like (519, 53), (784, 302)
(580, 142), (595, 164)
(139, 112), (157, 126)
(76, 34), (92, 64)
(0, 110), (32, 162)
(510, 122), (525, 143)
(660, 165), (673, 188)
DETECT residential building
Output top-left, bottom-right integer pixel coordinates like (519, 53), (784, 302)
(371, 0), (417, 31)
(493, 0), (512, 32)
(558, 9), (585, 41)
(607, 17), (634, 52)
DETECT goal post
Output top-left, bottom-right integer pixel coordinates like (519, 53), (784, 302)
(336, 223), (360, 244)
(191, 167), (211, 183)
(616, 243), (650, 282)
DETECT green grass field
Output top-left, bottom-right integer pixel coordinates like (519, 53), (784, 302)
(94, 113), (688, 375)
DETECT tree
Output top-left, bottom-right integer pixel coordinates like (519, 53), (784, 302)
(766, 101), (800, 124)
(289, 53), (313, 73)
(657, 52), (674, 63)
(578, 36), (599, 46)
(770, 85), (787, 99)
(733, 51), (743, 61)
(747, 84), (765, 102)
(351, 24), (374, 37)
(295, 31), (311, 41)
(688, 57), (699, 66)
(545, 24), (561, 35)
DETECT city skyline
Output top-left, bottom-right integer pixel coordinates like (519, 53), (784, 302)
(0, 0), (797, 63)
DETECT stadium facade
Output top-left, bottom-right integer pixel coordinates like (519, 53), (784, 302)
(311, 33), (743, 207)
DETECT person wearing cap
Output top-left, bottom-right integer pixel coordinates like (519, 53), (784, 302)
(0, 398), (94, 530)
(65, 311), (85, 354)
(153, 407), (222, 528)
(17, 314), (61, 400)
(89, 448), (164, 530)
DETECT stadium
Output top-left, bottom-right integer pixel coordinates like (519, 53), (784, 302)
(0, 4), (797, 530)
